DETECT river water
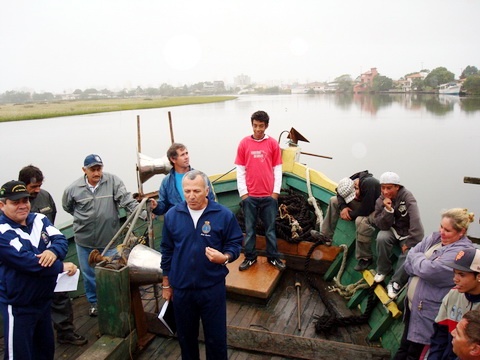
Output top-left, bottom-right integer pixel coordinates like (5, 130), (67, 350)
(2, 94), (480, 237)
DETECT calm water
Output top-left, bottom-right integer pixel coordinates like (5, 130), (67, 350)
(2, 94), (480, 237)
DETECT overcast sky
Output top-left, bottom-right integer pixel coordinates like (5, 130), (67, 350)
(1, 0), (478, 93)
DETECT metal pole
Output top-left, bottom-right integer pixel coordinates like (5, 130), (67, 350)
(295, 274), (302, 331)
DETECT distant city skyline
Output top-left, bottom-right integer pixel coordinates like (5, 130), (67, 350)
(1, 0), (478, 94)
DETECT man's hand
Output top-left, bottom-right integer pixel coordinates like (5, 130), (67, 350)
(340, 207), (352, 221)
(36, 250), (58, 267)
(383, 197), (393, 211)
(63, 262), (78, 276)
(205, 246), (228, 264)
(149, 198), (158, 209)
(401, 244), (409, 254)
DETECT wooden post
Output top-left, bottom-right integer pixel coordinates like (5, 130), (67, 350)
(464, 176), (480, 185)
(136, 115), (143, 196)
(168, 111), (174, 144)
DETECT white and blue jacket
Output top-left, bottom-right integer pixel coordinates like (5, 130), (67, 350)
(0, 213), (68, 306)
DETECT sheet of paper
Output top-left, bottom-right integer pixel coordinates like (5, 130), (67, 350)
(54, 270), (80, 292)
(157, 300), (176, 334)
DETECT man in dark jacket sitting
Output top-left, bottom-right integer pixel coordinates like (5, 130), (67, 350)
(312, 170), (380, 271)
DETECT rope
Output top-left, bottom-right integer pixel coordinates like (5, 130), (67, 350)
(278, 203), (303, 239)
(236, 188), (319, 244)
(305, 167), (324, 230)
(304, 240), (378, 335)
(328, 244), (370, 299)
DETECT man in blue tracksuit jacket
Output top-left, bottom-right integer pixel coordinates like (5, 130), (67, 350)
(0, 180), (78, 360)
(160, 170), (243, 360)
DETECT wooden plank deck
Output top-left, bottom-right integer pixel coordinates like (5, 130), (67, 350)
(0, 270), (390, 360)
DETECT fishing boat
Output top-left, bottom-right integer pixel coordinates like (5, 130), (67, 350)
(438, 82), (461, 95)
(0, 127), (405, 360)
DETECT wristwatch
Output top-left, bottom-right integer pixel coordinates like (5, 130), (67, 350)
(222, 254), (230, 266)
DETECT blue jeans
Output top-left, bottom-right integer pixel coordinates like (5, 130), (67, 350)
(242, 196), (279, 260)
(76, 244), (117, 304)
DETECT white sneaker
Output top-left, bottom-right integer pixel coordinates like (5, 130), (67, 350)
(374, 273), (386, 283)
(387, 282), (400, 299)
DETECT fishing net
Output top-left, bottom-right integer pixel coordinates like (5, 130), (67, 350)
(236, 188), (326, 244)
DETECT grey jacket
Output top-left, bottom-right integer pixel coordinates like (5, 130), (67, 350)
(62, 172), (139, 248)
(374, 186), (424, 249)
(403, 232), (474, 345)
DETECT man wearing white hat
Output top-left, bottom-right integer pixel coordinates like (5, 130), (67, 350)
(373, 171), (424, 298)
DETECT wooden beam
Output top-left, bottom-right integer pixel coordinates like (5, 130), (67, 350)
(227, 326), (391, 360)
(145, 313), (391, 359)
(464, 176), (480, 185)
(77, 332), (137, 360)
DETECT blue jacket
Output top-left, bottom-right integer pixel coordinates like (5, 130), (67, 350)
(161, 200), (243, 290)
(152, 167), (216, 216)
(0, 213), (68, 306)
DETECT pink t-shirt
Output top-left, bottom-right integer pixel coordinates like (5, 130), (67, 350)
(235, 135), (282, 197)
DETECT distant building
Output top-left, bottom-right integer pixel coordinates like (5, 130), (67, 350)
(353, 67), (378, 93)
(400, 71), (429, 92)
(234, 74), (251, 88)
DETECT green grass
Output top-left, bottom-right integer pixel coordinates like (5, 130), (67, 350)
(0, 96), (237, 122)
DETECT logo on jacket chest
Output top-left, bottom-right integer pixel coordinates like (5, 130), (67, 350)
(201, 221), (211, 236)
(41, 231), (50, 246)
(398, 201), (408, 217)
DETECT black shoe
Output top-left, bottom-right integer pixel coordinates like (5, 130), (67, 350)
(57, 332), (88, 346)
(89, 303), (98, 317)
(310, 230), (332, 246)
(239, 258), (257, 271)
(354, 258), (373, 272)
(268, 258), (286, 271)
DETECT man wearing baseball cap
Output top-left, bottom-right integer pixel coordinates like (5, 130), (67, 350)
(0, 180), (78, 359)
(373, 171), (424, 299)
(428, 248), (480, 359)
(62, 154), (141, 317)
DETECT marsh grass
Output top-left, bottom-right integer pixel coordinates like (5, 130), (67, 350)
(0, 96), (237, 122)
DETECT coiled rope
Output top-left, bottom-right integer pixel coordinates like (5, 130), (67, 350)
(304, 241), (377, 335)
(328, 244), (370, 299)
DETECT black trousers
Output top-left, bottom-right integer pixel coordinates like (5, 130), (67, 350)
(51, 292), (75, 336)
(393, 306), (426, 360)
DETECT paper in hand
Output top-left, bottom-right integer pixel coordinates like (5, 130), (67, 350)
(54, 270), (80, 292)
(158, 300), (176, 335)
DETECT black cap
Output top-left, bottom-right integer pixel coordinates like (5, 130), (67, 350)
(0, 180), (30, 200)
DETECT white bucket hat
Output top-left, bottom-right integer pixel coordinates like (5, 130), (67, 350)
(337, 177), (355, 204)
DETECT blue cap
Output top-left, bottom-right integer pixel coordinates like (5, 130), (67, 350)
(84, 154), (103, 168)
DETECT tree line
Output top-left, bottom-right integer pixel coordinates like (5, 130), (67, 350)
(1, 65), (479, 104)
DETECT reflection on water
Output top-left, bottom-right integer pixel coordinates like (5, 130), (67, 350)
(335, 93), (480, 116)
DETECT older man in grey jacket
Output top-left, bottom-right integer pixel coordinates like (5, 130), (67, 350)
(62, 154), (140, 317)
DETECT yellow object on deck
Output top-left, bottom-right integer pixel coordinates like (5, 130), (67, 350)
(362, 270), (402, 319)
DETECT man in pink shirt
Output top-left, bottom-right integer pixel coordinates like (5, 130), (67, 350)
(235, 110), (285, 271)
